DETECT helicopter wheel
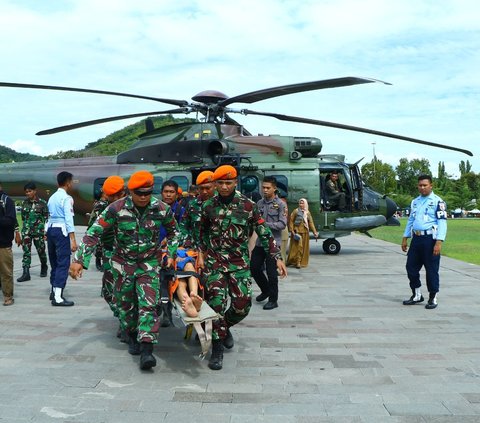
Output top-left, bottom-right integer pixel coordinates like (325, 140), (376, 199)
(323, 238), (341, 255)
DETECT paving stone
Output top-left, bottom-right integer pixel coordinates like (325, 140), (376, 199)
(2, 231), (480, 422)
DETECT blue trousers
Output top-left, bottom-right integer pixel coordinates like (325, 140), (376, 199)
(406, 235), (440, 294)
(47, 227), (71, 289)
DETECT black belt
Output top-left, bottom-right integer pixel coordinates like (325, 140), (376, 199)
(413, 229), (433, 236)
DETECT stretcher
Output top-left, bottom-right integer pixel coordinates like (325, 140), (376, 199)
(159, 267), (219, 358)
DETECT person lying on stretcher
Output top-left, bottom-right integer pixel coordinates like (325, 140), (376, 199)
(172, 248), (203, 318)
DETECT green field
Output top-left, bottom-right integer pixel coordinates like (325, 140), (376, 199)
(368, 218), (480, 265)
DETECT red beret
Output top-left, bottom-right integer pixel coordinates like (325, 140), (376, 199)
(213, 165), (237, 181)
(196, 170), (214, 185)
(127, 170), (154, 190)
(103, 175), (125, 195)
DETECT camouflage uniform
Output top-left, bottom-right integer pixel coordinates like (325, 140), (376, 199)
(87, 198), (109, 268)
(98, 215), (117, 316)
(20, 197), (49, 267)
(74, 195), (179, 343)
(199, 190), (281, 341)
(179, 196), (205, 249)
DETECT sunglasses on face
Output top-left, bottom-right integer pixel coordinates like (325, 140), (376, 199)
(133, 189), (153, 197)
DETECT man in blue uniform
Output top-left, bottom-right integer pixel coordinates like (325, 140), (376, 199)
(47, 171), (77, 307)
(251, 176), (287, 310)
(401, 174), (447, 309)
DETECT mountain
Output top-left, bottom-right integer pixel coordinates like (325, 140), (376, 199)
(0, 144), (43, 163)
(2, 115), (194, 162)
(43, 115), (195, 159)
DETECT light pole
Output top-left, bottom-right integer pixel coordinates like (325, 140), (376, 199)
(371, 142), (376, 175)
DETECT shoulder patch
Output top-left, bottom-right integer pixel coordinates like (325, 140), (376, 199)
(436, 201), (447, 219)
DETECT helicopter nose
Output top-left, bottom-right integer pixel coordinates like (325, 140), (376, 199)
(385, 196), (398, 218)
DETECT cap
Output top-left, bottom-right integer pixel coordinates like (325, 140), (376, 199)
(127, 170), (154, 190)
(213, 165), (237, 181)
(196, 170), (214, 185)
(102, 175), (125, 195)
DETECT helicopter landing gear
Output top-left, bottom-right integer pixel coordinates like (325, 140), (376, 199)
(323, 238), (341, 255)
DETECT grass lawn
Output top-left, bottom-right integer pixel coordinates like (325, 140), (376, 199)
(367, 218), (480, 265)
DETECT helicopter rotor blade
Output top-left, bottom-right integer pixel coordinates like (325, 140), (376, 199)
(0, 82), (188, 107)
(241, 109), (473, 157)
(219, 77), (390, 107)
(36, 108), (190, 135)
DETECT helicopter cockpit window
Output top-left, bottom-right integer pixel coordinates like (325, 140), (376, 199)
(240, 176), (261, 202)
(320, 170), (351, 211)
(270, 175), (288, 198)
(152, 178), (164, 196)
(170, 176), (189, 192)
(93, 178), (107, 200)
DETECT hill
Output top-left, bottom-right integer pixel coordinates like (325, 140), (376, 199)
(2, 115), (194, 162)
(43, 115), (195, 159)
(0, 144), (43, 163)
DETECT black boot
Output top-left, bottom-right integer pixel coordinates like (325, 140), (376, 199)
(51, 287), (74, 307)
(128, 332), (140, 355)
(208, 340), (224, 370)
(223, 328), (234, 349)
(17, 267), (31, 282)
(40, 263), (48, 277)
(95, 257), (103, 272)
(139, 342), (157, 370)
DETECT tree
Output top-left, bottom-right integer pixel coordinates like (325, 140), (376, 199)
(361, 159), (396, 194)
(459, 160), (472, 176)
(395, 158), (431, 196)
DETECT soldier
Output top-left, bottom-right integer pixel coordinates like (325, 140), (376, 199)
(179, 170), (216, 249)
(251, 176), (287, 310)
(87, 189), (109, 272)
(197, 165), (287, 370)
(325, 170), (347, 211)
(94, 176), (126, 326)
(402, 174), (447, 309)
(17, 182), (49, 282)
(47, 171), (77, 307)
(69, 170), (180, 371)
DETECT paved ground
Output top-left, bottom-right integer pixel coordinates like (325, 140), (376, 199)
(1, 230), (480, 423)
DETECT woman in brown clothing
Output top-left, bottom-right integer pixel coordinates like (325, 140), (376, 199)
(286, 198), (318, 268)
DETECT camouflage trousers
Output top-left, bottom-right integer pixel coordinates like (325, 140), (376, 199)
(205, 268), (252, 341)
(111, 258), (160, 343)
(21, 233), (47, 268)
(101, 249), (117, 317)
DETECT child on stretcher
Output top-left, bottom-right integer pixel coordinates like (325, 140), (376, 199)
(173, 248), (203, 317)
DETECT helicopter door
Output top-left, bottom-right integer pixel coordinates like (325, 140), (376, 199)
(348, 164), (363, 210)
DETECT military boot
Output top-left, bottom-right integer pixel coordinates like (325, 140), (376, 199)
(139, 343), (157, 370)
(40, 262), (48, 277)
(51, 287), (74, 306)
(208, 340), (224, 370)
(17, 267), (31, 282)
(128, 332), (141, 355)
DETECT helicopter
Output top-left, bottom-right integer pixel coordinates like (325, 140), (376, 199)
(0, 77), (473, 254)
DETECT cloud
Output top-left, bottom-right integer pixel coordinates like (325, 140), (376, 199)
(0, 0), (478, 172)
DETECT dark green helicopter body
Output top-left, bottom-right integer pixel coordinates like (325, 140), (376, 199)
(0, 77), (472, 253)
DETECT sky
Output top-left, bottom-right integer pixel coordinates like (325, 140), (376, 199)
(0, 0), (479, 177)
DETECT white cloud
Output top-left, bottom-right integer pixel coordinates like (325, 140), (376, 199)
(0, 0), (478, 172)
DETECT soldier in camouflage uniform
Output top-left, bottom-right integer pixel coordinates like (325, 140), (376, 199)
(87, 190), (109, 272)
(70, 171), (179, 371)
(92, 176), (126, 324)
(179, 170), (216, 249)
(198, 165), (287, 370)
(17, 182), (49, 282)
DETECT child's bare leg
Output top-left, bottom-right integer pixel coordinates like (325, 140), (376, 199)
(184, 262), (203, 312)
(177, 279), (198, 317)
